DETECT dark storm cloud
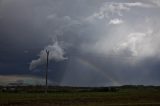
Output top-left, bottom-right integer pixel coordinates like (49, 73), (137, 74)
(0, 0), (160, 86)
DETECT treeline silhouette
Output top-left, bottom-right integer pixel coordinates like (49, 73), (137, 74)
(0, 85), (160, 93)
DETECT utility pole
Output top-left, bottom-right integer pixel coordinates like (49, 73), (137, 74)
(45, 50), (49, 93)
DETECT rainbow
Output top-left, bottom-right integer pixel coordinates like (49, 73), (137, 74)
(76, 57), (121, 86)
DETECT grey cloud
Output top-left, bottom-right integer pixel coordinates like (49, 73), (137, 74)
(1, 0), (160, 86)
(26, 0), (160, 86)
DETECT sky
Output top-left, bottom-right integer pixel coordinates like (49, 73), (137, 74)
(0, 0), (160, 86)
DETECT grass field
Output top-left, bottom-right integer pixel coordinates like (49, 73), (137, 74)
(0, 87), (160, 106)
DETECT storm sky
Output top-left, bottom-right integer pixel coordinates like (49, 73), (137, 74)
(0, 0), (160, 86)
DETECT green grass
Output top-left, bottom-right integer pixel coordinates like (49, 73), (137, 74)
(0, 89), (160, 106)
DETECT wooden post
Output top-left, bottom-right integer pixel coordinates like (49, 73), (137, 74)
(45, 50), (49, 93)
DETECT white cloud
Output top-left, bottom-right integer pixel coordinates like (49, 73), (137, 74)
(109, 18), (123, 25)
(114, 30), (154, 57)
(123, 2), (152, 8)
(86, 2), (153, 22)
(30, 41), (67, 70)
(115, 32), (146, 56)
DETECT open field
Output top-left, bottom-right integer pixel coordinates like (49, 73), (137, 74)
(0, 86), (160, 106)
